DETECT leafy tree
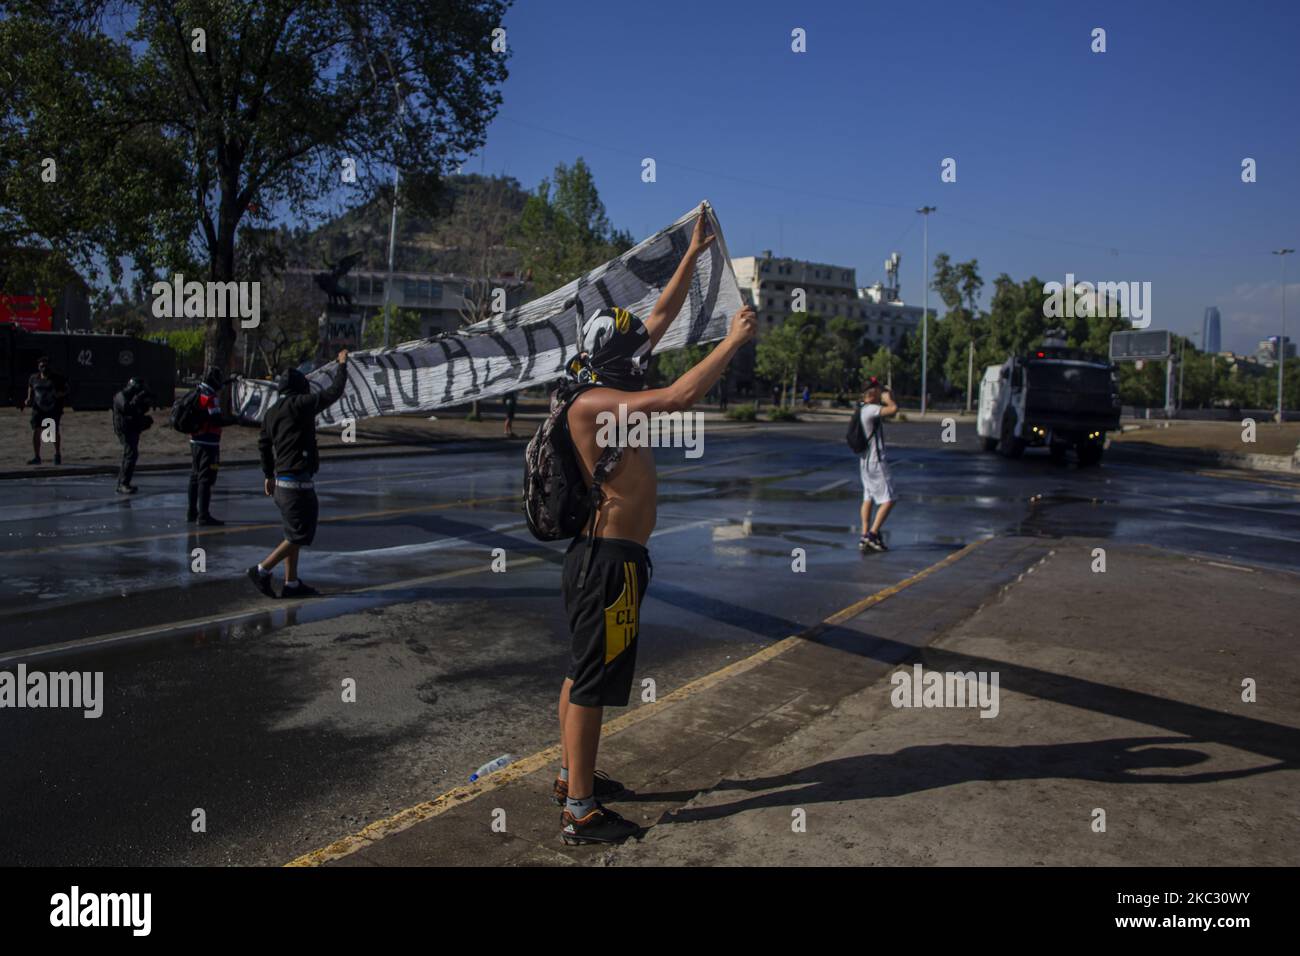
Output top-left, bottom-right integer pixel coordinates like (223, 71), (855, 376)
(930, 253), (963, 314)
(756, 313), (824, 404)
(653, 343), (711, 386)
(512, 158), (632, 295)
(0, 0), (512, 370)
(362, 304), (422, 349)
(150, 328), (206, 378)
(859, 345), (896, 390)
(986, 274), (1049, 361)
(822, 316), (868, 394)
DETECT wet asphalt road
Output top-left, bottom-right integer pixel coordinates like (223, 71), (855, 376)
(1, 420), (1297, 865)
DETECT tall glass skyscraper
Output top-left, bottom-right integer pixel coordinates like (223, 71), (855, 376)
(1202, 307), (1221, 354)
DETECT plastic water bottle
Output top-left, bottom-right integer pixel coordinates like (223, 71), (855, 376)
(469, 754), (517, 783)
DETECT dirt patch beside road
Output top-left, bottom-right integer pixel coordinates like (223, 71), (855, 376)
(1111, 420), (1299, 457)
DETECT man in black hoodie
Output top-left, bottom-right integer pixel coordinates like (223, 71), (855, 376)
(247, 351), (349, 599)
(112, 377), (154, 494)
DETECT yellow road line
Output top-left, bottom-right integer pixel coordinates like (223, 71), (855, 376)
(1194, 469), (1300, 490)
(284, 536), (988, 867)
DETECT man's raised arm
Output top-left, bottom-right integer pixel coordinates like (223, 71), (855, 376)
(644, 211), (716, 349)
(588, 305), (756, 419)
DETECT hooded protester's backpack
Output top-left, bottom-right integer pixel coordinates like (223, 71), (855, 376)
(169, 388), (204, 434)
(523, 384), (620, 543)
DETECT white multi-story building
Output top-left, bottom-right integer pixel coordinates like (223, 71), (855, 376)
(727, 250), (928, 393)
(731, 252), (860, 333)
(854, 251), (923, 350)
(1256, 335), (1296, 366)
(856, 282), (924, 350)
(731, 250), (924, 349)
(729, 253), (858, 394)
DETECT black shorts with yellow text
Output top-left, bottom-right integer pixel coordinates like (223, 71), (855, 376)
(563, 537), (651, 707)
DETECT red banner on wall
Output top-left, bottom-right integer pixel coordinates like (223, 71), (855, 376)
(0, 294), (54, 331)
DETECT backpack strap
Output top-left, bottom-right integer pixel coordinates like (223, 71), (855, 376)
(561, 381), (623, 589)
(861, 402), (882, 457)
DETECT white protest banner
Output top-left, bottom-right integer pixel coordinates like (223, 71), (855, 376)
(232, 201), (742, 425)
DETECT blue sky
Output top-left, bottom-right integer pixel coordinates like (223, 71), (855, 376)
(464, 0), (1299, 354)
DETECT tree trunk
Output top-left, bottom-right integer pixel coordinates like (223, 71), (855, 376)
(204, 195), (240, 372)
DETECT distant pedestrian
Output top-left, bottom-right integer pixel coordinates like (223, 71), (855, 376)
(503, 390), (518, 438)
(112, 377), (154, 494)
(856, 377), (898, 553)
(20, 355), (69, 465)
(771, 383), (781, 408)
(187, 366), (237, 526)
(247, 350), (349, 599)
(801, 385), (811, 408)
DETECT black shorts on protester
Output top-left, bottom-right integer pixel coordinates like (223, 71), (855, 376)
(563, 537), (651, 708)
(274, 480), (319, 545)
(30, 409), (60, 431)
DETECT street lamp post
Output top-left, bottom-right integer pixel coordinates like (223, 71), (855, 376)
(917, 206), (937, 416)
(380, 90), (408, 351)
(1178, 330), (1199, 411)
(1274, 249), (1294, 424)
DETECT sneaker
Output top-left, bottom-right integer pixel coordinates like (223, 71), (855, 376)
(858, 535), (870, 553)
(871, 532), (889, 552)
(196, 514), (225, 527)
(26, 457), (41, 465)
(560, 803), (640, 846)
(552, 770), (629, 807)
(280, 581), (320, 598)
(864, 532), (887, 552)
(246, 566), (276, 599)
(115, 484), (137, 495)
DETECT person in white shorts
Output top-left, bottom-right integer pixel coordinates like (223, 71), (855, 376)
(858, 377), (898, 552)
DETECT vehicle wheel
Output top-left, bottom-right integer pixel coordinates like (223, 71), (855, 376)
(999, 412), (1025, 458)
(981, 436), (998, 452)
(1076, 442), (1104, 466)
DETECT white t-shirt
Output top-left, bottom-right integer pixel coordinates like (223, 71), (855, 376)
(859, 403), (887, 465)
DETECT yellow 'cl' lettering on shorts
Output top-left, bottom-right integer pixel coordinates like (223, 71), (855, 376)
(603, 561), (639, 665)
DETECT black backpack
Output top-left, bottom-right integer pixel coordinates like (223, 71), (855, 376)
(846, 402), (882, 455)
(523, 384), (620, 585)
(846, 402), (868, 453)
(169, 388), (203, 434)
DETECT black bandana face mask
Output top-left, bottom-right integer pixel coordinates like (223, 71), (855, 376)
(566, 307), (651, 391)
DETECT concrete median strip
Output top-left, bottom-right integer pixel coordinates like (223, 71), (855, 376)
(284, 537), (988, 867)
